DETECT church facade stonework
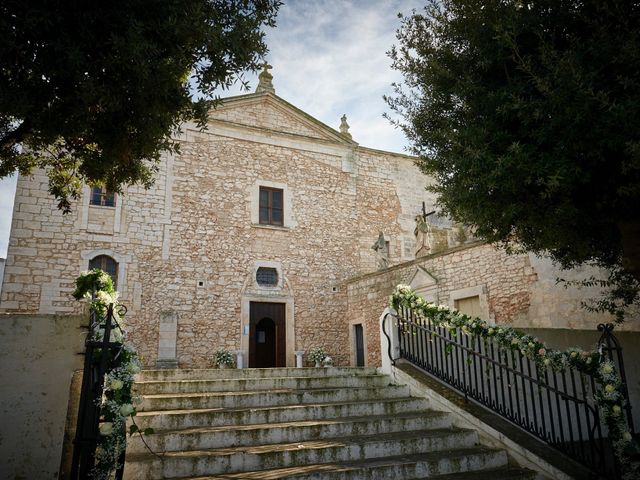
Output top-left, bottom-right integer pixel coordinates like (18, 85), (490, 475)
(0, 85), (436, 368)
(3, 74), (636, 370)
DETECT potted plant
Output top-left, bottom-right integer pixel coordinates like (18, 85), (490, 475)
(212, 349), (234, 369)
(308, 347), (328, 367)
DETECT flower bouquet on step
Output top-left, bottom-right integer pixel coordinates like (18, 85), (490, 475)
(212, 349), (234, 368)
(308, 347), (328, 367)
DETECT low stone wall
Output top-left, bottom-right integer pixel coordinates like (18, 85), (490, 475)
(0, 313), (85, 480)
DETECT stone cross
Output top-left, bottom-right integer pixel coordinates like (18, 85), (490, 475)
(260, 61), (273, 73)
(256, 61), (275, 94)
(421, 201), (435, 223)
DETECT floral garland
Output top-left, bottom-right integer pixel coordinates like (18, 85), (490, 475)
(390, 284), (639, 478)
(72, 269), (150, 480)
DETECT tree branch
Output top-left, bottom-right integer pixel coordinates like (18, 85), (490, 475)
(0, 119), (32, 151)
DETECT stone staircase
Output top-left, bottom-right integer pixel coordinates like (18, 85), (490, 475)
(124, 367), (536, 479)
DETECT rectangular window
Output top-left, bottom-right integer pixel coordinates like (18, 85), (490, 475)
(259, 187), (283, 226)
(90, 187), (116, 207)
(454, 296), (482, 319)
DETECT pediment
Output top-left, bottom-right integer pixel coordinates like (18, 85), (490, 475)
(408, 267), (438, 291)
(208, 93), (354, 145)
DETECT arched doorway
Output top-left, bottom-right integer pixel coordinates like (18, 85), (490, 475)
(249, 302), (286, 368)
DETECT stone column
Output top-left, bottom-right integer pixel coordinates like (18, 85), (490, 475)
(235, 350), (244, 369)
(156, 310), (178, 369)
(295, 351), (304, 368)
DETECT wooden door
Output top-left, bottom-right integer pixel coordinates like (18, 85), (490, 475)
(354, 324), (365, 367)
(249, 302), (286, 368)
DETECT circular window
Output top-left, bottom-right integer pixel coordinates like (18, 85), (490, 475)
(256, 267), (278, 286)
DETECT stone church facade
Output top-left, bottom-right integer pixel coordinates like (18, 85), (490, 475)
(3, 70), (638, 373)
(0, 72), (436, 368)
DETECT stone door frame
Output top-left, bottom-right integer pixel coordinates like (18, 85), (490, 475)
(240, 294), (295, 367)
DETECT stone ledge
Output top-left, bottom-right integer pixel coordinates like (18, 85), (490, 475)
(250, 223), (291, 232)
(345, 240), (488, 285)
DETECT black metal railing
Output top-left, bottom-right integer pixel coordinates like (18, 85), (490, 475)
(70, 302), (127, 480)
(386, 306), (633, 479)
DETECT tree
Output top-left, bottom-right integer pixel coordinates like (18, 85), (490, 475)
(0, 0), (280, 211)
(387, 0), (640, 319)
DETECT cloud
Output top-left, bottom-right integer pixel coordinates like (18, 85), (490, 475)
(219, 0), (424, 152)
(0, 1), (424, 253)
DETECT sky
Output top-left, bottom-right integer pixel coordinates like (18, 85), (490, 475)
(0, 0), (424, 258)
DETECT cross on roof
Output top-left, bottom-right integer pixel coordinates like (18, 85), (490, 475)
(260, 61), (272, 73)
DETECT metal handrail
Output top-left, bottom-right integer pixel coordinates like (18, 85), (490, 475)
(392, 305), (631, 479)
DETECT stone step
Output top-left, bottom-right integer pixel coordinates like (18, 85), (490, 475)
(166, 462), (531, 480)
(424, 467), (538, 479)
(127, 410), (453, 453)
(133, 396), (430, 430)
(138, 367), (378, 382)
(138, 384), (412, 411)
(124, 428), (480, 479)
(135, 373), (390, 395)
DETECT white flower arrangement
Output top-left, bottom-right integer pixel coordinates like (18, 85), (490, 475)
(212, 349), (234, 367)
(390, 284), (639, 477)
(308, 347), (328, 365)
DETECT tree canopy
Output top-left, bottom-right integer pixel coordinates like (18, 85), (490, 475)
(0, 0), (280, 211)
(387, 0), (640, 313)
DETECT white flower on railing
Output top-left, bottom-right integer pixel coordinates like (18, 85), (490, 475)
(119, 403), (135, 417)
(390, 283), (639, 478)
(99, 422), (113, 436)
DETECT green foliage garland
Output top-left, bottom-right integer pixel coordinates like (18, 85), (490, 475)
(390, 284), (639, 478)
(73, 269), (149, 479)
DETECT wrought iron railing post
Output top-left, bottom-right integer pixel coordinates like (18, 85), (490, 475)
(70, 303), (121, 479)
(597, 323), (634, 434)
(379, 307), (400, 375)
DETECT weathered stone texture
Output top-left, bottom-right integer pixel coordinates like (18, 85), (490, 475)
(0, 313), (85, 480)
(1, 92), (433, 368)
(208, 96), (333, 140)
(346, 243), (540, 367)
(346, 241), (636, 367)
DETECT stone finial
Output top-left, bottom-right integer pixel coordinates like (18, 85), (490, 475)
(339, 114), (352, 140)
(255, 61), (275, 94)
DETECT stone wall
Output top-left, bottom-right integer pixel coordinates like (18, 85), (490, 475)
(1, 92), (433, 368)
(0, 257), (4, 298)
(0, 313), (85, 480)
(345, 241), (638, 367)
